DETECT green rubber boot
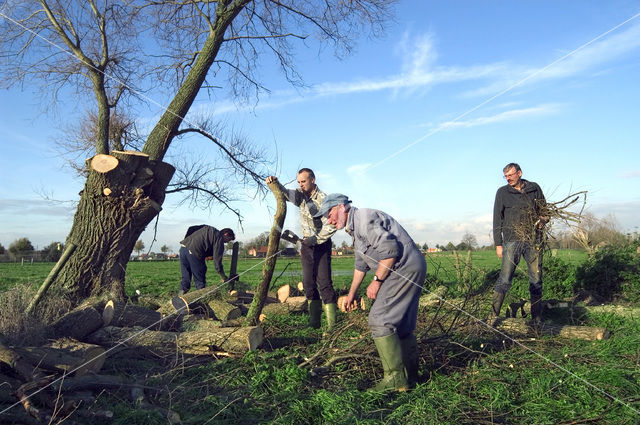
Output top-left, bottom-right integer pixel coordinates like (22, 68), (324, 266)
(372, 334), (409, 392)
(308, 299), (322, 329)
(400, 333), (419, 387)
(323, 303), (337, 331)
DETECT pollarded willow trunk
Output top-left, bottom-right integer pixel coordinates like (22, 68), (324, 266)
(55, 150), (174, 305)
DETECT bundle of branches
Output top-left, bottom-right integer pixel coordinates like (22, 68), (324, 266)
(513, 191), (588, 246)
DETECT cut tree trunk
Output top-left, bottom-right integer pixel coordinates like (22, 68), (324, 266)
(245, 181), (286, 325)
(11, 346), (104, 377)
(48, 304), (105, 340)
(171, 287), (225, 315)
(44, 339), (106, 377)
(52, 150), (174, 307)
(103, 300), (174, 330)
(277, 284), (304, 303)
(494, 318), (609, 341)
(260, 296), (308, 318)
(206, 299), (243, 321)
(86, 325), (263, 354)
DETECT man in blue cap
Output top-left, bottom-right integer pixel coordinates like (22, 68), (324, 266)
(314, 194), (426, 391)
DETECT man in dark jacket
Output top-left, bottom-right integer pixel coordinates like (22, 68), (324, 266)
(179, 225), (235, 294)
(491, 163), (547, 323)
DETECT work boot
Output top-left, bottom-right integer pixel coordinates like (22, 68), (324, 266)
(308, 299), (322, 329)
(400, 333), (419, 387)
(487, 291), (505, 325)
(372, 334), (409, 392)
(323, 303), (337, 331)
(530, 291), (543, 324)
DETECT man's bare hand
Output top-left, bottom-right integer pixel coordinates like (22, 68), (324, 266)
(496, 245), (503, 258)
(367, 281), (381, 300)
(265, 176), (277, 184)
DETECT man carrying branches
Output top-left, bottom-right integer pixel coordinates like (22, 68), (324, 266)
(491, 163), (548, 324)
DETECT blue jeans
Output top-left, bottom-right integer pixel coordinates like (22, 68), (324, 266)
(494, 241), (542, 296)
(180, 246), (207, 292)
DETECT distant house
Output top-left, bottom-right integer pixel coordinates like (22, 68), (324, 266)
(248, 246), (269, 257)
(426, 248), (442, 253)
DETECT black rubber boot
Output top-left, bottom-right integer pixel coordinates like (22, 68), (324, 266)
(530, 291), (543, 324)
(488, 291), (505, 325)
(308, 299), (322, 329)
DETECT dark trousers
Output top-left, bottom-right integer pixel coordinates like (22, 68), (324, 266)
(300, 239), (337, 304)
(180, 246), (207, 292)
(494, 241), (543, 296)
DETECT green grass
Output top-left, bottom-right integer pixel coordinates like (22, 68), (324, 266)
(1, 248), (639, 424)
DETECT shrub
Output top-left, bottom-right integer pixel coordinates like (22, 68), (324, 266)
(542, 255), (576, 299)
(575, 245), (640, 302)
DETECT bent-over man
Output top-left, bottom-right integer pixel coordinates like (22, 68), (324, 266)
(179, 225), (235, 294)
(314, 194), (426, 391)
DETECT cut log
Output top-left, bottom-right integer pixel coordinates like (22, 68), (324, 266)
(87, 325), (263, 354)
(206, 299), (243, 321)
(180, 319), (224, 333)
(48, 304), (104, 340)
(0, 341), (36, 381)
(494, 318), (609, 341)
(50, 374), (127, 393)
(12, 347), (91, 377)
(90, 154), (119, 173)
(171, 287), (226, 314)
(261, 297), (308, 318)
(44, 339), (106, 377)
(103, 300), (172, 330)
(525, 301), (640, 319)
(418, 286), (449, 308)
(277, 284), (304, 303)
(338, 295), (358, 313)
(297, 281), (304, 292)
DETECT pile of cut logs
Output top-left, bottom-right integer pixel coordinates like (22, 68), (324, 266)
(0, 282), (309, 423)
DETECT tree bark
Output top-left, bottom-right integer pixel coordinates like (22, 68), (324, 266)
(206, 299), (243, 321)
(11, 346), (104, 377)
(245, 180), (286, 325)
(86, 325), (263, 354)
(260, 296), (308, 319)
(494, 318), (609, 341)
(48, 304), (105, 340)
(51, 151), (175, 306)
(103, 300), (174, 330)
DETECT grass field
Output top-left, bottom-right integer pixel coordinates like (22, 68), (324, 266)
(2, 248), (639, 424)
(0, 248), (588, 296)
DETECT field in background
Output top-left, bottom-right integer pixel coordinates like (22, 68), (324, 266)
(0, 249), (587, 296)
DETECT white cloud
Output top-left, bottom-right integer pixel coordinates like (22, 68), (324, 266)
(438, 103), (564, 130)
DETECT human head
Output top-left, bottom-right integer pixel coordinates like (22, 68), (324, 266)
(313, 193), (352, 229)
(297, 168), (316, 194)
(220, 228), (235, 243)
(503, 163), (522, 188)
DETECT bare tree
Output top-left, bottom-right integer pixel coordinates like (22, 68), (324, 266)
(460, 232), (477, 251)
(1, 0), (396, 306)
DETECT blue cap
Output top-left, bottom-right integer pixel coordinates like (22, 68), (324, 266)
(313, 193), (351, 218)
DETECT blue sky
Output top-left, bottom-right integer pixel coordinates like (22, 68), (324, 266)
(1, 1), (639, 252)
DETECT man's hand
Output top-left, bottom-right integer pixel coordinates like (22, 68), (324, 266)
(496, 245), (503, 258)
(344, 293), (357, 312)
(265, 176), (277, 184)
(367, 280), (382, 300)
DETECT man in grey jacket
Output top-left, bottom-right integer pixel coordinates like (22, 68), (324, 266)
(491, 163), (547, 323)
(265, 169), (338, 330)
(314, 194), (426, 391)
